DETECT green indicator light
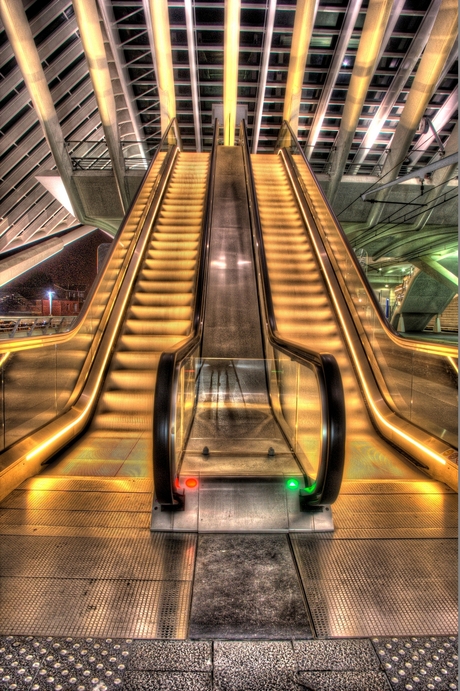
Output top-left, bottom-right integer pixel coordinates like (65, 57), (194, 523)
(304, 482), (317, 494)
(286, 478), (299, 490)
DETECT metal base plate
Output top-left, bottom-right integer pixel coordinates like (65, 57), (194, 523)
(151, 476), (334, 533)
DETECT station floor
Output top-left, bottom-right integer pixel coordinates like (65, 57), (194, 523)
(0, 635), (458, 690)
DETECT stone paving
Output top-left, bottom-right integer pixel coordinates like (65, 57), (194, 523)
(0, 636), (457, 690)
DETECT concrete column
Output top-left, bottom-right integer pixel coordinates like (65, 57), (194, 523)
(283, 0), (319, 134)
(305, 0), (363, 157)
(0, 0), (83, 221)
(0, 227), (96, 287)
(147, 0), (176, 134)
(73, 0), (130, 213)
(326, 0), (395, 205)
(434, 315), (442, 333)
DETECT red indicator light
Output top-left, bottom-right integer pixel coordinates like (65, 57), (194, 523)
(185, 478), (198, 489)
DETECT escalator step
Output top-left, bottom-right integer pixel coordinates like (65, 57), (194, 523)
(124, 319), (190, 336)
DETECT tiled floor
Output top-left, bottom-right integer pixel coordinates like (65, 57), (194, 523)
(0, 637), (457, 691)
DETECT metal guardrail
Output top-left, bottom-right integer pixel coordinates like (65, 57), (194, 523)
(0, 316), (76, 339)
(65, 139), (161, 172)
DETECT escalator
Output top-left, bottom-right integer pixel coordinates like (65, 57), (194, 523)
(149, 122), (456, 639)
(0, 120), (456, 645)
(251, 153), (420, 479)
(45, 152), (210, 473)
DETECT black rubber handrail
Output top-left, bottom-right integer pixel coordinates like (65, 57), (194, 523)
(241, 120), (345, 506)
(275, 120), (457, 358)
(153, 120), (219, 509)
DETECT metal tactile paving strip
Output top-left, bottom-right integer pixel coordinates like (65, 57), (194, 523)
(372, 636), (458, 690)
(0, 533), (196, 639)
(0, 509), (151, 530)
(0, 579), (193, 639)
(329, 489), (457, 540)
(19, 477), (154, 493)
(291, 536), (458, 638)
(340, 481), (455, 495)
(0, 490), (152, 512)
(332, 507), (458, 531)
(334, 493), (458, 514)
(0, 533), (196, 580)
(0, 635), (133, 690)
(0, 525), (151, 539)
(309, 527), (458, 540)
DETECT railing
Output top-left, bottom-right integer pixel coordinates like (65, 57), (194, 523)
(0, 316), (76, 339)
(276, 120), (457, 479)
(0, 120), (181, 461)
(241, 121), (346, 506)
(66, 138), (162, 172)
(153, 121), (219, 510)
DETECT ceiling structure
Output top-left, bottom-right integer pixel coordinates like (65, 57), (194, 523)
(0, 0), (457, 282)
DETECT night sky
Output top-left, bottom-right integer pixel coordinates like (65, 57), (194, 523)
(4, 229), (112, 297)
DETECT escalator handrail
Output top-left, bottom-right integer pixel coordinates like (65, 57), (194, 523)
(0, 118), (181, 355)
(241, 120), (345, 506)
(276, 120), (458, 359)
(153, 120), (219, 508)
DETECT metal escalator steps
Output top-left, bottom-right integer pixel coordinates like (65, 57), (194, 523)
(153, 231), (201, 241)
(144, 259), (197, 270)
(139, 270), (196, 282)
(268, 270), (321, 281)
(123, 319), (190, 336)
(136, 280), (193, 294)
(269, 283), (324, 295)
(92, 413), (152, 431)
(271, 301), (330, 315)
(147, 250), (197, 260)
(117, 334), (185, 351)
(150, 241), (198, 251)
(100, 391), (154, 413)
(277, 323), (338, 336)
(133, 293), (193, 307)
(92, 150), (210, 436)
(111, 352), (161, 370)
(159, 203), (204, 212)
(128, 305), (192, 320)
(108, 370), (157, 390)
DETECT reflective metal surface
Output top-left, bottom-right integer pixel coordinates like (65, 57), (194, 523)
(292, 533), (458, 638)
(180, 359), (299, 478)
(0, 477), (195, 639)
(202, 147), (264, 360)
(151, 476), (334, 533)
